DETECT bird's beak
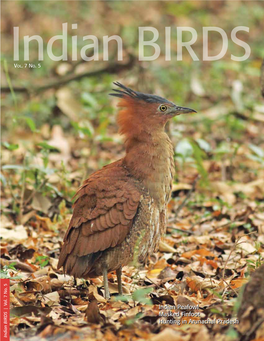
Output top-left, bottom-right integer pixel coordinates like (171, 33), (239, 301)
(172, 105), (197, 115)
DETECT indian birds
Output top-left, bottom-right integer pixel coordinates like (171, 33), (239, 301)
(57, 82), (196, 299)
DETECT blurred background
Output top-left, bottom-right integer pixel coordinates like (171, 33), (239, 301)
(1, 0), (264, 224)
(1, 0), (264, 214)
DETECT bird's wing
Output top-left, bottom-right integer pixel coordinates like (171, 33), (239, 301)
(57, 160), (142, 274)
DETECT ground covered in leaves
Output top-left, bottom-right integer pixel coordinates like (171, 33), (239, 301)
(2, 109), (264, 341)
(1, 1), (264, 341)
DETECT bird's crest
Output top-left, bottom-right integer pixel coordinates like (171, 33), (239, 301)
(109, 82), (171, 104)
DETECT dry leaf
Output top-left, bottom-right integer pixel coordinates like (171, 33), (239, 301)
(43, 291), (60, 305)
(230, 278), (248, 289)
(150, 328), (190, 341)
(1, 225), (28, 241)
(182, 248), (215, 259)
(85, 300), (104, 324)
(237, 237), (257, 254)
(159, 240), (177, 253)
(172, 183), (192, 191)
(32, 193), (52, 214)
(186, 276), (221, 292)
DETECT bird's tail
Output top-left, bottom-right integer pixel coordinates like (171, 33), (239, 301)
(58, 252), (101, 279)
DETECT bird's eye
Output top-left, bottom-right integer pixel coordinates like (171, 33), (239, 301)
(159, 105), (168, 112)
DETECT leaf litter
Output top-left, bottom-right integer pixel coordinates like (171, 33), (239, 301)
(2, 138), (264, 341)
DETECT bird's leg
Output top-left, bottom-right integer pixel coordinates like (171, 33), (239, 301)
(102, 266), (110, 299)
(116, 267), (123, 295)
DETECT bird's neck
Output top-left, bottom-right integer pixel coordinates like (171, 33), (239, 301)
(123, 131), (175, 208)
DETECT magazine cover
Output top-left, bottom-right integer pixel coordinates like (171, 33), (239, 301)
(1, 1), (264, 340)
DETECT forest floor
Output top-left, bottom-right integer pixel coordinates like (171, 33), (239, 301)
(2, 97), (264, 340)
(1, 1), (264, 341)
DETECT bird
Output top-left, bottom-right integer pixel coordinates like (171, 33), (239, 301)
(57, 82), (196, 299)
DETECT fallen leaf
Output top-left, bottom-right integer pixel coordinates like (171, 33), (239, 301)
(32, 193), (52, 214)
(157, 267), (177, 280)
(211, 182), (236, 205)
(150, 328), (190, 341)
(172, 183), (192, 192)
(0, 258), (34, 273)
(177, 295), (198, 308)
(43, 291), (60, 305)
(186, 276), (221, 292)
(88, 284), (106, 303)
(159, 240), (177, 253)
(198, 256), (218, 269)
(9, 244), (35, 261)
(35, 215), (52, 231)
(182, 248), (215, 259)
(188, 235), (212, 244)
(230, 278), (248, 289)
(21, 210), (37, 225)
(85, 300), (104, 324)
(237, 238), (256, 254)
(1, 225), (28, 241)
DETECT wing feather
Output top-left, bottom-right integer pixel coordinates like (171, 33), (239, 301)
(57, 160), (142, 276)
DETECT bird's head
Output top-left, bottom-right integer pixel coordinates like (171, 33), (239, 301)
(110, 82), (196, 138)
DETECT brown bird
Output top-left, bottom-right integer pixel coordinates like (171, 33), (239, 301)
(57, 82), (196, 298)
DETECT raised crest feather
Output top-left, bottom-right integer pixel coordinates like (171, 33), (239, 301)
(109, 81), (172, 104)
